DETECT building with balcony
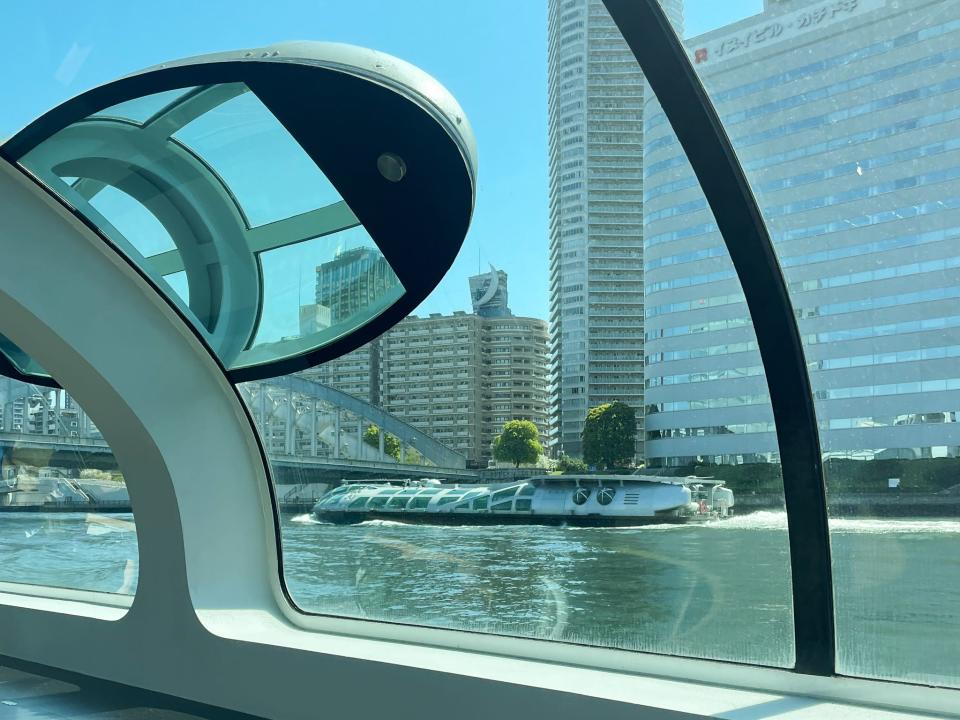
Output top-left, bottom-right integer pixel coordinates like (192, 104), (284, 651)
(305, 270), (549, 466)
(547, 0), (683, 460)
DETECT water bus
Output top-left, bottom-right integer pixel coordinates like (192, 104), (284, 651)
(311, 474), (734, 526)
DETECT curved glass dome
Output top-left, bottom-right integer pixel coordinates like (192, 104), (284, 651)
(0, 42), (477, 384)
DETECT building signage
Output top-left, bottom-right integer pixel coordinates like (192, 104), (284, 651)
(690, 0), (886, 67)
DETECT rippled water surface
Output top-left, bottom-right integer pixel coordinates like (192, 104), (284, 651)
(1, 510), (957, 686)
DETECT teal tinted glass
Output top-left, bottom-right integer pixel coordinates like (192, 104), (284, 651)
(91, 87), (196, 124)
(16, 83), (403, 375)
(172, 89), (343, 228)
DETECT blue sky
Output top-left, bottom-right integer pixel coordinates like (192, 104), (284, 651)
(1, 1), (761, 328)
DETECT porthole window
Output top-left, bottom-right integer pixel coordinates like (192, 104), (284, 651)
(597, 488), (616, 506)
(572, 487), (591, 505)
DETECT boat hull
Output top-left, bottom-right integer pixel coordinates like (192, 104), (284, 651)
(312, 510), (688, 527)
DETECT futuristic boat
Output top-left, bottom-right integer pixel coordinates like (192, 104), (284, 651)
(310, 475), (734, 526)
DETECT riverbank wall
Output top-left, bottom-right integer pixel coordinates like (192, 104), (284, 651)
(736, 492), (960, 516)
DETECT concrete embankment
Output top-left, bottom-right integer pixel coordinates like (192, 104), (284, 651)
(736, 492), (960, 517)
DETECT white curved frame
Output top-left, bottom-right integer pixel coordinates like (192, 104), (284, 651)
(0, 161), (958, 719)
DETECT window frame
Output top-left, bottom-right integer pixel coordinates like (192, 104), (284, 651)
(0, 8), (956, 717)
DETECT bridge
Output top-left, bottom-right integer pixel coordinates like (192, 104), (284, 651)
(1, 376), (472, 483)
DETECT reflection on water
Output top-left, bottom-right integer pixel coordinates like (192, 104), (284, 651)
(0, 512), (139, 594)
(0, 510), (957, 685)
(281, 511), (795, 666)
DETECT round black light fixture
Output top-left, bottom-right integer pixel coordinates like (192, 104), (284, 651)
(377, 152), (407, 182)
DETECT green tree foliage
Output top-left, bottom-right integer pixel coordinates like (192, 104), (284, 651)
(582, 402), (636, 470)
(556, 453), (588, 474)
(493, 420), (543, 468)
(362, 424), (401, 461)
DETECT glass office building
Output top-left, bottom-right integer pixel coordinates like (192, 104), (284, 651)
(644, 0), (960, 466)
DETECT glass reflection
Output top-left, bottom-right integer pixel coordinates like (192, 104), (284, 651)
(678, 0), (960, 686)
(0, 377), (137, 595)
(16, 83), (403, 373)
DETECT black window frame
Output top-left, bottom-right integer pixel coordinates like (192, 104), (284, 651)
(603, 0), (833, 676)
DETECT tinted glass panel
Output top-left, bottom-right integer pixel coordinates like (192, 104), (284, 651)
(684, 0), (960, 687)
(172, 88), (344, 228)
(17, 83), (403, 374)
(92, 87), (196, 124)
(0, 377), (137, 595)
(88, 185), (175, 257)
(241, 0), (796, 670)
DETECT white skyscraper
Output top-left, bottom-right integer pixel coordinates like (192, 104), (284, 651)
(547, 0), (683, 460)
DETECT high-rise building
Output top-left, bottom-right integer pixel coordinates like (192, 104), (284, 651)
(643, 0), (960, 466)
(314, 246), (400, 325)
(304, 270), (550, 467)
(547, 0), (683, 461)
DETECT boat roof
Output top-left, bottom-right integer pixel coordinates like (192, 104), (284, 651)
(528, 474), (690, 486)
(337, 475), (725, 488)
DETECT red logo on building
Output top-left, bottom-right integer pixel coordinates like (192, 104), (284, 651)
(694, 48), (708, 64)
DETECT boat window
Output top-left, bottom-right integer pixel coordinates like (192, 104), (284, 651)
(14, 82), (407, 376)
(491, 501), (514, 512)
(171, 89), (344, 229)
(683, 0), (960, 686)
(233, 2), (796, 670)
(92, 87), (198, 125)
(7, 41), (476, 384)
(386, 496), (410, 510)
(0, 377), (138, 597)
(408, 496), (432, 509)
(491, 486), (519, 502)
(5, 0), (959, 699)
(348, 497), (370, 510)
(572, 488), (591, 506)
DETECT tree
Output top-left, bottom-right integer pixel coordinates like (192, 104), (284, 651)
(362, 425), (401, 461)
(492, 420), (543, 468)
(582, 402), (636, 470)
(556, 453), (588, 474)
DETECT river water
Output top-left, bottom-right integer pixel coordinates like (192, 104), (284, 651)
(1, 510), (957, 688)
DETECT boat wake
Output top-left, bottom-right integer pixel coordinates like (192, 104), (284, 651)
(705, 511), (960, 534)
(566, 522), (684, 532)
(829, 517), (960, 534)
(357, 519), (412, 528)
